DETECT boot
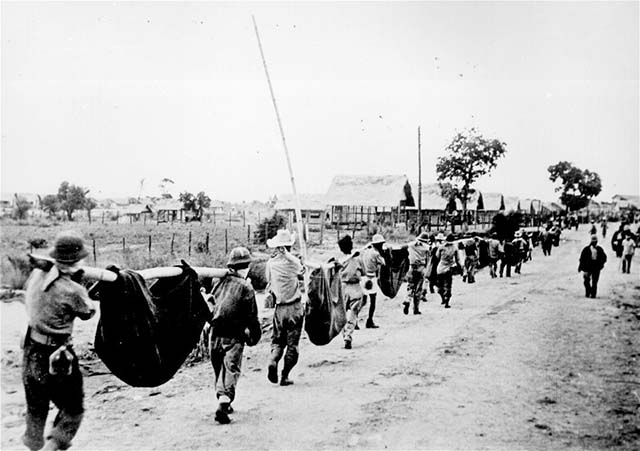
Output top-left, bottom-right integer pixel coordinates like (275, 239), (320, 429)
(365, 318), (379, 329)
(280, 372), (294, 386)
(413, 309), (422, 315)
(403, 302), (409, 315)
(267, 361), (278, 384)
(344, 339), (352, 349)
(215, 402), (231, 424)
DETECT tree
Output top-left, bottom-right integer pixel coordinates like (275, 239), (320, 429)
(84, 198), (97, 223)
(437, 128), (507, 230)
(13, 196), (31, 220)
(179, 191), (211, 221)
(159, 178), (175, 199)
(476, 192), (485, 210)
(41, 194), (60, 218)
(547, 161), (602, 212)
(57, 181), (88, 221)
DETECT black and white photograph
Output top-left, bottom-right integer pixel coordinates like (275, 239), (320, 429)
(1, 1), (639, 449)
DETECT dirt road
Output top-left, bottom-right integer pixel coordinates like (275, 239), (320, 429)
(2, 227), (639, 450)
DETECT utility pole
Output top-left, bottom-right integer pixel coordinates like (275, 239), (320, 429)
(417, 126), (422, 232)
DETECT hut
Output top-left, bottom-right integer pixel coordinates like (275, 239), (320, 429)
(122, 203), (153, 223)
(325, 175), (414, 228)
(274, 193), (327, 232)
(154, 199), (185, 223)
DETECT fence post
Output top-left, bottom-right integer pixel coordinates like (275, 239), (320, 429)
(228, 212), (231, 227)
(188, 231), (192, 256)
(247, 225), (251, 245)
(206, 232), (210, 254)
(225, 229), (228, 254)
(148, 235), (152, 258)
(93, 239), (97, 264)
(243, 211), (246, 227)
(122, 237), (125, 254)
(171, 233), (175, 255)
(102, 211), (105, 224)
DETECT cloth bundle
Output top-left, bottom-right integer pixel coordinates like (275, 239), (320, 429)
(378, 247), (410, 298)
(91, 262), (210, 387)
(304, 265), (346, 346)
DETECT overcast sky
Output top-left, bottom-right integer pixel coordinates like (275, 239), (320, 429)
(2, 1), (638, 203)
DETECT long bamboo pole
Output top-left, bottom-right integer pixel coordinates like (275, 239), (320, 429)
(418, 126), (422, 232)
(252, 15), (307, 260)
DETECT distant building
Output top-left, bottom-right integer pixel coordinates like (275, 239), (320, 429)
(325, 175), (414, 227)
(274, 193), (327, 232)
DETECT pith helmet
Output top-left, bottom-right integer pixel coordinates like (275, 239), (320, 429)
(435, 233), (446, 242)
(49, 231), (88, 264)
(227, 247), (252, 267)
(267, 229), (296, 248)
(417, 232), (430, 242)
(371, 234), (386, 244)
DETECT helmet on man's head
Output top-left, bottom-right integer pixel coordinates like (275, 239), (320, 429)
(49, 231), (89, 264)
(227, 247), (252, 268)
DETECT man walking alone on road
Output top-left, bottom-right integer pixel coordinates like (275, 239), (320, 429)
(622, 233), (635, 274)
(265, 230), (305, 386)
(578, 235), (607, 298)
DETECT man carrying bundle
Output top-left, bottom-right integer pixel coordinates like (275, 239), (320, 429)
(209, 246), (262, 424)
(337, 235), (367, 349)
(436, 233), (462, 309)
(22, 231), (96, 451)
(405, 231), (431, 315)
(360, 234), (387, 328)
(265, 230), (305, 386)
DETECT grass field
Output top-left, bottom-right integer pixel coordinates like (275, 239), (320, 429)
(0, 219), (263, 289)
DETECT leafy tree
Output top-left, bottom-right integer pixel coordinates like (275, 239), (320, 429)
(84, 198), (97, 223)
(159, 178), (175, 198)
(179, 191), (211, 221)
(547, 161), (602, 211)
(13, 196), (31, 220)
(41, 194), (60, 218)
(437, 128), (507, 230)
(57, 181), (88, 221)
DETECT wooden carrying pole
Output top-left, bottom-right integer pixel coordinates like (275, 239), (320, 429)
(252, 15), (307, 260)
(417, 126), (422, 230)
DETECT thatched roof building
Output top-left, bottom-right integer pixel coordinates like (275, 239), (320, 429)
(325, 175), (414, 209)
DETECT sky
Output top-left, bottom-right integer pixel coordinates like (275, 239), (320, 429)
(1, 1), (638, 203)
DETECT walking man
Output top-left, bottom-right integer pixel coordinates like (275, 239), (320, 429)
(209, 247), (262, 424)
(487, 233), (501, 278)
(512, 231), (528, 274)
(500, 238), (514, 278)
(405, 231), (430, 315)
(265, 230), (305, 386)
(622, 233), (635, 274)
(338, 235), (366, 349)
(611, 223), (626, 259)
(462, 234), (479, 284)
(22, 231), (96, 451)
(361, 234), (386, 327)
(578, 235), (607, 298)
(436, 234), (462, 309)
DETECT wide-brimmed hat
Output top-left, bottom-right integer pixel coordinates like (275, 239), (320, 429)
(417, 232), (430, 243)
(514, 230), (523, 238)
(435, 232), (446, 241)
(267, 229), (296, 248)
(371, 234), (386, 245)
(227, 246), (252, 267)
(446, 233), (455, 242)
(49, 231), (89, 264)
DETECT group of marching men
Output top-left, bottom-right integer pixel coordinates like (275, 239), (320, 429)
(18, 224), (552, 449)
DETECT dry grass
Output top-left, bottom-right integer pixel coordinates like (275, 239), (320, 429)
(0, 219), (265, 289)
